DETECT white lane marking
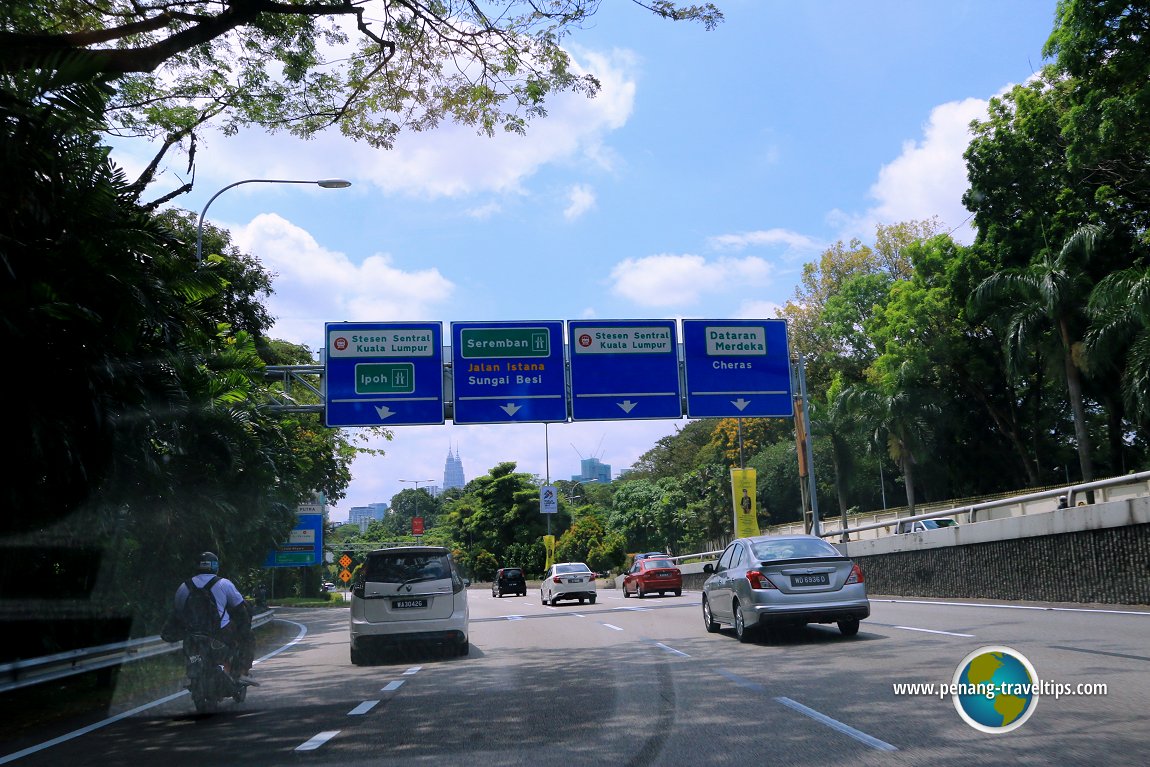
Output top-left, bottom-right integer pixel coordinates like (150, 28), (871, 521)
(572, 613), (587, 618)
(382, 680), (405, 692)
(894, 625), (975, 638)
(403, 666), (422, 675)
(602, 623), (625, 631)
(615, 606), (651, 612)
(507, 615), (526, 621)
(296, 731), (341, 751)
(874, 598), (1150, 617)
(0, 691), (189, 765)
(348, 700), (379, 716)
(0, 618), (310, 765)
(655, 642), (690, 658)
(774, 696), (898, 752)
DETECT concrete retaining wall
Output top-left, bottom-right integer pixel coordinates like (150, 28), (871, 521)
(671, 496), (1150, 605)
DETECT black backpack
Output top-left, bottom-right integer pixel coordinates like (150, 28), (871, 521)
(182, 575), (222, 635)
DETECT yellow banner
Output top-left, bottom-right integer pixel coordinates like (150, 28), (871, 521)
(543, 535), (556, 571)
(731, 468), (761, 538)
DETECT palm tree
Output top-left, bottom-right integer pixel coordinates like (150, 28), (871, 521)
(1086, 264), (1150, 433)
(846, 366), (940, 517)
(809, 382), (858, 534)
(970, 224), (1103, 484)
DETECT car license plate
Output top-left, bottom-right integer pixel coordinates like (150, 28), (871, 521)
(791, 574), (829, 587)
(657, 572), (671, 578)
(393, 598), (428, 609)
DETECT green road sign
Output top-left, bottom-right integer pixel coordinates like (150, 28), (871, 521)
(355, 362), (415, 394)
(459, 327), (550, 358)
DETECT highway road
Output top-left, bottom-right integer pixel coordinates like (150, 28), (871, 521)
(3, 587), (1149, 766)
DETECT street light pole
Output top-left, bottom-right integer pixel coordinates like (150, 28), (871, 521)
(194, 177), (352, 264)
(398, 478), (435, 541)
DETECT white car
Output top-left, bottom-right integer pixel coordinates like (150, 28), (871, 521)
(541, 562), (597, 606)
(349, 546), (469, 663)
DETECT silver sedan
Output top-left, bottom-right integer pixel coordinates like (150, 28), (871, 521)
(701, 534), (869, 642)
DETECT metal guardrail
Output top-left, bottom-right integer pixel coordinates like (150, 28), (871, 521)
(663, 470), (1150, 562)
(821, 469), (1150, 539)
(0, 610), (274, 694)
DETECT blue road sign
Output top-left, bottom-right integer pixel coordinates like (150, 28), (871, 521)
(451, 321), (567, 424)
(324, 322), (445, 426)
(264, 512), (324, 568)
(682, 319), (794, 418)
(568, 320), (682, 421)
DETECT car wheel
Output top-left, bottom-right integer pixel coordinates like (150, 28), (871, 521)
(579, 597), (585, 605)
(458, 640), (470, 656)
(623, 585), (631, 598)
(636, 585), (645, 599)
(350, 645), (367, 666)
(838, 619), (860, 637)
(702, 596), (720, 633)
(541, 589), (548, 605)
(589, 595), (596, 604)
(674, 589), (682, 597)
(734, 601), (756, 643)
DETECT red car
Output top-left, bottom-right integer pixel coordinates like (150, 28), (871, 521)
(623, 557), (682, 598)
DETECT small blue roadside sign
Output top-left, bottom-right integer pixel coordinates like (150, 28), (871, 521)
(682, 319), (794, 418)
(450, 321), (567, 424)
(324, 322), (444, 426)
(568, 320), (682, 421)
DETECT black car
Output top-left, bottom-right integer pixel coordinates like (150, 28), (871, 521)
(492, 567), (527, 598)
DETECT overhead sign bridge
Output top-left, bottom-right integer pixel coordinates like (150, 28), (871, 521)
(262, 319), (794, 426)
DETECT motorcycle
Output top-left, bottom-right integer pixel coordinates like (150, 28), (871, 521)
(183, 632), (253, 713)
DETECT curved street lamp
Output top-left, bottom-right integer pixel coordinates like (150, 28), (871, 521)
(195, 178), (352, 264)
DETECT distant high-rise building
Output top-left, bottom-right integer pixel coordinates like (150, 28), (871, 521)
(443, 446), (466, 490)
(348, 502), (389, 531)
(571, 457), (611, 484)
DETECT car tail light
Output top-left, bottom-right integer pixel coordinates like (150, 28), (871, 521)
(553, 575), (563, 583)
(846, 563), (864, 584)
(745, 570), (777, 589)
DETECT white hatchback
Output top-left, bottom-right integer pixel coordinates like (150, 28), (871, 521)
(540, 562), (597, 606)
(349, 546), (469, 663)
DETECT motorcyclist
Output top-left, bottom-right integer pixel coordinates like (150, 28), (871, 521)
(173, 551), (255, 679)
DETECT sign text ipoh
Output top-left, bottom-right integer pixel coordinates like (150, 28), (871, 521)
(568, 320), (682, 421)
(682, 319), (794, 418)
(451, 321), (567, 424)
(324, 322), (444, 426)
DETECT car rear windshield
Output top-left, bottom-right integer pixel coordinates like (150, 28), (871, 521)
(750, 538), (841, 562)
(643, 559), (675, 569)
(554, 563), (591, 574)
(502, 569), (522, 578)
(364, 551), (451, 583)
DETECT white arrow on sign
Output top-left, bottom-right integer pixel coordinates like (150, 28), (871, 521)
(500, 403), (522, 416)
(375, 405), (396, 419)
(617, 400), (638, 413)
(731, 398), (752, 411)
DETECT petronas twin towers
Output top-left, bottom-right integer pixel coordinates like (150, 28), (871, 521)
(443, 446), (466, 490)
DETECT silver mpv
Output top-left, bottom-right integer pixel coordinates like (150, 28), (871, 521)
(701, 534), (869, 642)
(350, 546), (469, 663)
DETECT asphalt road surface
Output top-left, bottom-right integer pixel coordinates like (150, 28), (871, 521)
(3, 588), (1149, 766)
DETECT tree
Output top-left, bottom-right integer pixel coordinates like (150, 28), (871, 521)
(971, 225), (1105, 484)
(846, 366), (940, 517)
(1086, 261), (1150, 437)
(2, 1), (721, 201)
(1044, 0), (1150, 223)
(809, 378), (859, 532)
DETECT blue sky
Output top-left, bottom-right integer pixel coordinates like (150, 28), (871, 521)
(117, 1), (1058, 521)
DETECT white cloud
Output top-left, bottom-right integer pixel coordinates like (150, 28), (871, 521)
(466, 201), (502, 219)
(610, 253), (775, 308)
(176, 46), (638, 204)
(563, 184), (597, 220)
(708, 228), (823, 255)
(835, 97), (989, 244)
(231, 213), (455, 347)
(735, 300), (784, 320)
